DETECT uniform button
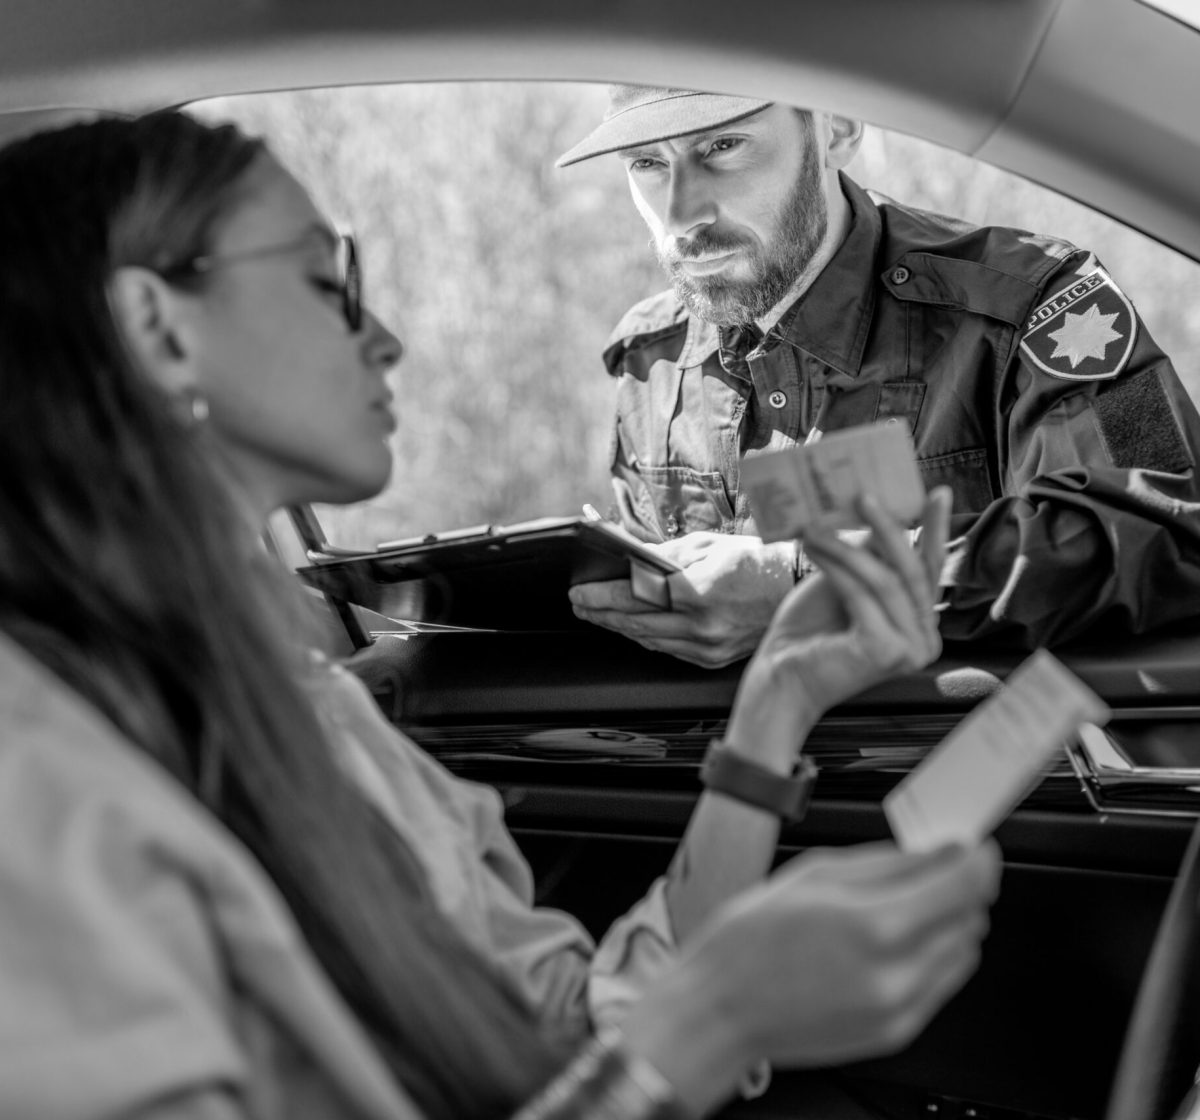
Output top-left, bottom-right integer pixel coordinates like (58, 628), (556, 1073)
(665, 514), (680, 537)
(768, 390), (788, 409)
(891, 265), (911, 285)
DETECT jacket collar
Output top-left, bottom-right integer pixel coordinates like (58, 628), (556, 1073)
(678, 172), (880, 378)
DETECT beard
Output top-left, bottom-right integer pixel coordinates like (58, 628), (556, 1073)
(656, 142), (828, 327)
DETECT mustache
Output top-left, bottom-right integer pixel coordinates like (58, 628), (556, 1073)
(662, 230), (753, 261)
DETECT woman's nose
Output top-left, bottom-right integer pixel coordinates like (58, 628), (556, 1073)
(363, 308), (403, 368)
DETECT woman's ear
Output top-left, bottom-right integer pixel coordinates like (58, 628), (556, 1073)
(107, 266), (198, 397)
(825, 115), (865, 171)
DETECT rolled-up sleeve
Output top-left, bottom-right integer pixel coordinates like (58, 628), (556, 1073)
(587, 878), (678, 1027)
(320, 663), (683, 1034)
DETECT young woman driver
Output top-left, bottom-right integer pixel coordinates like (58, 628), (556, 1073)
(0, 111), (999, 1120)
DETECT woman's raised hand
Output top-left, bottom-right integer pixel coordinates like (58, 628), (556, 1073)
(725, 486), (952, 755)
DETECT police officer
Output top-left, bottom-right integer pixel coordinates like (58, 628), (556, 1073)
(562, 85), (1200, 667)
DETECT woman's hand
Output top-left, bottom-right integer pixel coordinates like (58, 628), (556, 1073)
(725, 486), (951, 760)
(695, 839), (1000, 1067)
(621, 838), (1001, 1117)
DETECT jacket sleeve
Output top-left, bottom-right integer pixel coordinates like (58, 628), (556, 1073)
(324, 664), (777, 1099)
(939, 252), (1200, 647)
(319, 662), (682, 1032)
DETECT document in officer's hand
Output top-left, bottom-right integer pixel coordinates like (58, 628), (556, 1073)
(740, 420), (926, 541)
(883, 650), (1111, 852)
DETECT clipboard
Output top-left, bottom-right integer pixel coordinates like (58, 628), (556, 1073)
(294, 516), (679, 632)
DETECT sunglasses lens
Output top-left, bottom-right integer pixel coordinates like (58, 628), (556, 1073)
(341, 236), (362, 332)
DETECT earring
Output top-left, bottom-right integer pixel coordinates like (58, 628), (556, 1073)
(181, 387), (209, 428)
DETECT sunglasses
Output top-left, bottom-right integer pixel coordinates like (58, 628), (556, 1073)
(166, 229), (362, 333)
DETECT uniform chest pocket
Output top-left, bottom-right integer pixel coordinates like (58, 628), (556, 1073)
(638, 465), (735, 537)
(917, 448), (995, 516)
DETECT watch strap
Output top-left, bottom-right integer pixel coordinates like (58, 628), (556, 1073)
(700, 739), (818, 823)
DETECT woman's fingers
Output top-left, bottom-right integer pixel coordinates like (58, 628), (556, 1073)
(811, 553), (901, 654)
(917, 486), (953, 598)
(709, 840), (1001, 1067)
(804, 529), (936, 665)
(858, 494), (933, 607)
(866, 911), (988, 1054)
(801, 488), (951, 656)
(791, 839), (1001, 903)
(808, 539), (926, 650)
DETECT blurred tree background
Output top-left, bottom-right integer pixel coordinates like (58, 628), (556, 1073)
(194, 83), (1200, 548)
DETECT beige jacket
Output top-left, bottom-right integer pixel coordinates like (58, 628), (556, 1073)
(0, 635), (677, 1119)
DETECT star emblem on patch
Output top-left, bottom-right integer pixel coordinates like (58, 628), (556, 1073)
(1019, 268), (1137, 380)
(1048, 304), (1122, 368)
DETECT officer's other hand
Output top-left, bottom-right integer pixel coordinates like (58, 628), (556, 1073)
(683, 839), (1001, 1068)
(567, 532), (794, 668)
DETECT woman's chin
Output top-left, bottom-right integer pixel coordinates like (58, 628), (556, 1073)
(308, 454), (395, 510)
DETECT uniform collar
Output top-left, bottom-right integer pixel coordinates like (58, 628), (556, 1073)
(777, 173), (880, 378)
(678, 172), (881, 378)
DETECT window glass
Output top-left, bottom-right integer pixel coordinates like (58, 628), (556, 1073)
(192, 83), (1200, 549)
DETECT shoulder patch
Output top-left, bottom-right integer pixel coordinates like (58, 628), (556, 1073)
(1019, 268), (1136, 381)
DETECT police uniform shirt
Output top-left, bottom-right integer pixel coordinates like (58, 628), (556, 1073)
(604, 173), (1200, 646)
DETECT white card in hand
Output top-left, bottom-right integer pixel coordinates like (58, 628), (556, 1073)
(740, 420), (925, 542)
(883, 650), (1111, 852)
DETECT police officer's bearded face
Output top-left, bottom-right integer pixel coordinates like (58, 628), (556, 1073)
(622, 106), (828, 327)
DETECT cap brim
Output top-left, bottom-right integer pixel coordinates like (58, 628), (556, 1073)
(555, 94), (772, 168)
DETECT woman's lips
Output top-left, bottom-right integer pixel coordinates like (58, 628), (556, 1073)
(372, 399), (397, 433)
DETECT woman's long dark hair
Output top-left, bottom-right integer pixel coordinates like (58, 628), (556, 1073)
(0, 112), (574, 1118)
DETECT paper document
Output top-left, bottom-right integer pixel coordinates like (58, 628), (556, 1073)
(884, 650), (1111, 851)
(741, 421), (926, 541)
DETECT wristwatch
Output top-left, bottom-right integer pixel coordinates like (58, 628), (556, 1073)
(700, 739), (818, 823)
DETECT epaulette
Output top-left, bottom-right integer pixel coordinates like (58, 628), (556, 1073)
(603, 289), (689, 375)
(873, 192), (1080, 328)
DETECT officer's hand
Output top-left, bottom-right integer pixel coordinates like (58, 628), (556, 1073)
(568, 533), (796, 668)
(681, 839), (1001, 1068)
